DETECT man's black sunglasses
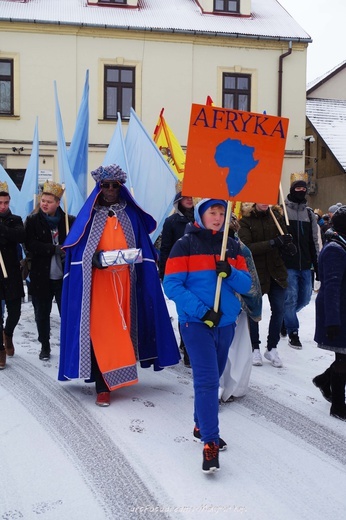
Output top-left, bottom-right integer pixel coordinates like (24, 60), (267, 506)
(101, 181), (122, 189)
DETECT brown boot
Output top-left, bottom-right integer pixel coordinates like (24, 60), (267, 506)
(3, 332), (14, 357)
(0, 348), (6, 369)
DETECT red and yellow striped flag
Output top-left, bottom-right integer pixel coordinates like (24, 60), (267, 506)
(153, 108), (185, 181)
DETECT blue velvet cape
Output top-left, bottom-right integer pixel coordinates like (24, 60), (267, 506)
(58, 184), (180, 382)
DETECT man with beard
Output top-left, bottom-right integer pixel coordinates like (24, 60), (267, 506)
(282, 173), (320, 349)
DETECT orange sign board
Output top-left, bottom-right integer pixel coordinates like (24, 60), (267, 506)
(182, 104), (289, 204)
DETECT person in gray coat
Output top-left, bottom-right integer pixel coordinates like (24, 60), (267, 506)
(314, 206), (346, 421)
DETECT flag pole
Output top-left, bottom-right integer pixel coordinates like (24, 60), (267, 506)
(0, 252), (8, 278)
(269, 205), (284, 235)
(62, 183), (69, 234)
(213, 200), (233, 312)
(279, 183), (289, 226)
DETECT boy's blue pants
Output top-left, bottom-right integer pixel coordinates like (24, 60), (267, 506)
(181, 322), (235, 444)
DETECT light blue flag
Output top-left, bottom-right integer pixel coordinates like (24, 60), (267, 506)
(102, 113), (134, 196)
(0, 164), (20, 214)
(125, 108), (178, 243)
(54, 81), (84, 217)
(15, 117), (39, 221)
(68, 70), (89, 200)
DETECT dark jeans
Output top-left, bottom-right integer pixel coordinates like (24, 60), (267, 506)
(249, 278), (286, 351)
(284, 269), (312, 334)
(0, 298), (22, 350)
(32, 279), (62, 347)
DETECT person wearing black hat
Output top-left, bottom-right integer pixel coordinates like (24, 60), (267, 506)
(314, 205), (346, 421)
(159, 191), (195, 367)
(282, 174), (320, 349)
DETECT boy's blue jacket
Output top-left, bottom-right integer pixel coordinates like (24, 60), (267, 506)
(163, 222), (251, 326)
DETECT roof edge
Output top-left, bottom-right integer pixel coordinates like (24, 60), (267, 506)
(0, 17), (313, 42)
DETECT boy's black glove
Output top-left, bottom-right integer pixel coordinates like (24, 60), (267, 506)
(326, 325), (341, 341)
(216, 260), (232, 278)
(270, 234), (293, 248)
(92, 250), (106, 269)
(202, 309), (222, 328)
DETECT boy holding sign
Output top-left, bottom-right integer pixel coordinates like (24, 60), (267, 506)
(163, 198), (251, 473)
(167, 103), (288, 472)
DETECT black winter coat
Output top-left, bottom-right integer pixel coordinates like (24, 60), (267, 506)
(238, 205), (288, 295)
(314, 236), (346, 353)
(0, 210), (25, 301)
(24, 208), (75, 298)
(282, 197), (319, 271)
(159, 212), (192, 279)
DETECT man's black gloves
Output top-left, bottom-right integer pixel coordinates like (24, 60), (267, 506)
(270, 234), (297, 256)
(216, 260), (232, 278)
(202, 309), (222, 328)
(281, 242), (297, 256)
(270, 234), (293, 248)
(326, 325), (341, 342)
(92, 250), (106, 269)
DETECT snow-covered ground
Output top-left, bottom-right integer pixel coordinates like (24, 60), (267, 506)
(1, 288), (346, 520)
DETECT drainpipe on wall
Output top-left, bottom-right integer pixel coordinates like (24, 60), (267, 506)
(278, 41), (292, 116)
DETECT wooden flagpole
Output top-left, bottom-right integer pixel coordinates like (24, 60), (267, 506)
(269, 205), (284, 235)
(279, 183), (289, 226)
(61, 183), (69, 234)
(0, 252), (8, 278)
(213, 200), (233, 312)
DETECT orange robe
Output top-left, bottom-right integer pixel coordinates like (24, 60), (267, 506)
(90, 216), (138, 390)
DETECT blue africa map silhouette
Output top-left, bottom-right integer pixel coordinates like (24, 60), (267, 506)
(214, 138), (259, 196)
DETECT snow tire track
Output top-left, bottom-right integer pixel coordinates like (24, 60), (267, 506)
(169, 366), (346, 466)
(240, 390), (346, 465)
(1, 358), (172, 520)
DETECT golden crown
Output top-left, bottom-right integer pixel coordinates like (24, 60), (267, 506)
(42, 181), (64, 200)
(290, 172), (308, 185)
(0, 181), (9, 194)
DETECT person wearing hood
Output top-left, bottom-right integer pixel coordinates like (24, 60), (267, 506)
(163, 199), (251, 473)
(58, 164), (180, 407)
(238, 202), (293, 368)
(314, 206), (346, 421)
(282, 173), (320, 349)
(159, 189), (195, 367)
(159, 191), (194, 280)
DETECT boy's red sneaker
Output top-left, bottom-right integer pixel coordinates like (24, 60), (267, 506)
(202, 442), (220, 473)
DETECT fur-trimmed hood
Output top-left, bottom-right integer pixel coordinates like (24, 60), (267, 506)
(241, 203), (283, 218)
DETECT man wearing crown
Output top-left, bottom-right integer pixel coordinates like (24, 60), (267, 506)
(282, 172), (320, 349)
(24, 181), (75, 361)
(58, 164), (180, 407)
(0, 181), (25, 370)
